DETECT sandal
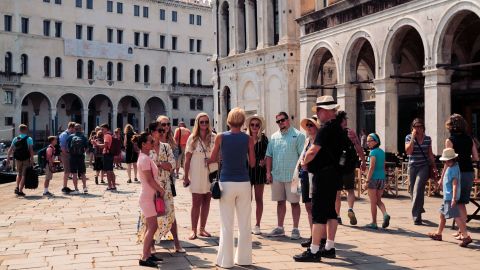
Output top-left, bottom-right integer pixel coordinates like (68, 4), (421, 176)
(365, 223), (378, 230)
(188, 232), (197, 240)
(175, 248), (186, 253)
(427, 232), (442, 241)
(459, 236), (472, 247)
(199, 230), (212, 237)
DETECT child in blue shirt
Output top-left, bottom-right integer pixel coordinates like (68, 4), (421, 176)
(365, 133), (390, 229)
(428, 148), (472, 247)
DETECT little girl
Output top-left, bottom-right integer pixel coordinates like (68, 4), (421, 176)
(428, 148), (472, 247)
(365, 133), (390, 229)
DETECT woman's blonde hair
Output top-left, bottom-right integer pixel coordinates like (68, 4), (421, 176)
(191, 112), (213, 149)
(124, 124), (134, 134)
(227, 107), (246, 128)
(156, 115), (176, 148)
(246, 116), (263, 141)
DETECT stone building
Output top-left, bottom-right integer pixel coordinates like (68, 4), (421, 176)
(298, 0), (480, 154)
(212, 0), (301, 135)
(0, 0), (213, 143)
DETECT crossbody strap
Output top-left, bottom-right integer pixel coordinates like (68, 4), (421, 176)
(414, 138), (430, 164)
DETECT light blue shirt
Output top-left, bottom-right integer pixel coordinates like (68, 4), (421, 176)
(369, 148), (386, 180)
(11, 133), (33, 147)
(443, 163), (461, 201)
(266, 127), (305, 182)
(59, 130), (70, 151)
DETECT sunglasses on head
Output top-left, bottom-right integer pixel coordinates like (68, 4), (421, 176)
(161, 122), (171, 127)
(250, 123), (260, 128)
(199, 120), (209, 125)
(276, 118), (287, 124)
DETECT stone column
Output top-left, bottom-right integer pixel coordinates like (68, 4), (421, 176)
(336, 84), (357, 131)
(374, 78), (398, 153)
(82, 109), (88, 133)
(278, 0), (289, 44)
(256, 0), (265, 49)
(263, 0), (274, 47)
(229, 1), (237, 56)
(235, 1), (246, 53)
(423, 69), (452, 155)
(50, 108), (57, 135)
(245, 0), (256, 51)
(112, 107), (118, 131)
(139, 110), (145, 132)
(299, 88), (318, 123)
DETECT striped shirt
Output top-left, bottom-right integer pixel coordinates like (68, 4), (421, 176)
(405, 134), (431, 167)
(266, 127), (305, 182)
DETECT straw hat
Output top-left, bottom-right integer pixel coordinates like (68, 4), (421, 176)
(245, 114), (265, 131)
(300, 117), (320, 131)
(311, 95), (340, 112)
(439, 148), (458, 161)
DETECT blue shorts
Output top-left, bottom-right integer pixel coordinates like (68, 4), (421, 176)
(368, 179), (386, 190)
(439, 201), (460, 219)
(458, 172), (473, 204)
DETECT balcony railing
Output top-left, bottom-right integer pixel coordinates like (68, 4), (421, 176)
(0, 72), (22, 86)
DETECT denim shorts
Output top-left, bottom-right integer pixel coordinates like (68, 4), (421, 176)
(439, 201), (460, 219)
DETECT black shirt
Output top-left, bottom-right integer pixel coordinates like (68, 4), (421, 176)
(449, 133), (474, 172)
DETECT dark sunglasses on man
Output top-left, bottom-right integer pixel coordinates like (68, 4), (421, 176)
(276, 118), (287, 124)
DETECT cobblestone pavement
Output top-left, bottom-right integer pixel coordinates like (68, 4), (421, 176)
(0, 168), (479, 270)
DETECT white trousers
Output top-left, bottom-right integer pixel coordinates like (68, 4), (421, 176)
(216, 181), (252, 268)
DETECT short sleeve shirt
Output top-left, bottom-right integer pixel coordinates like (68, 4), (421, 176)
(405, 134), (431, 167)
(103, 133), (113, 154)
(369, 148), (386, 180)
(443, 163), (461, 201)
(311, 119), (346, 170)
(59, 130), (70, 150)
(266, 127), (305, 182)
(11, 133), (33, 148)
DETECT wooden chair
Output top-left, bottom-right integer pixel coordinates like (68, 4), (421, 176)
(355, 168), (368, 198)
(384, 164), (398, 197)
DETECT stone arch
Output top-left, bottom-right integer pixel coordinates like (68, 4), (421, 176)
(342, 31), (379, 82)
(220, 85), (232, 131)
(21, 92), (52, 142)
(56, 93), (85, 127)
(144, 97), (167, 126)
(88, 94), (113, 134)
(305, 41), (341, 89)
(381, 17), (430, 78)
(117, 96), (141, 131)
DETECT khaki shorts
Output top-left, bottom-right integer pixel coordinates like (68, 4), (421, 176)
(61, 152), (70, 173)
(16, 159), (31, 177)
(45, 167), (53, 181)
(271, 180), (300, 203)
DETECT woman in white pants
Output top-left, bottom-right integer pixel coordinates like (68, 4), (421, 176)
(209, 107), (256, 268)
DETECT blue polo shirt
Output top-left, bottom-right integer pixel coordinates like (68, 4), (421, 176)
(59, 130), (70, 151)
(266, 127), (305, 182)
(11, 133), (33, 147)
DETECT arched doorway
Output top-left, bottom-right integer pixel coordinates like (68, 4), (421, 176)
(57, 94), (83, 129)
(307, 47), (338, 98)
(221, 86), (231, 131)
(438, 10), (480, 138)
(145, 97), (167, 127)
(21, 92), (51, 145)
(117, 96), (140, 131)
(386, 25), (426, 152)
(88, 95), (113, 135)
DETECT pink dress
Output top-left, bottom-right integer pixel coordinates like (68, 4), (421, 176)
(137, 152), (159, 218)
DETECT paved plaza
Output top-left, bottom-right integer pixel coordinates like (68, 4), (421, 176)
(0, 169), (479, 270)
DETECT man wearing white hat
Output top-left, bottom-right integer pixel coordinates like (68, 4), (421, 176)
(294, 96), (348, 262)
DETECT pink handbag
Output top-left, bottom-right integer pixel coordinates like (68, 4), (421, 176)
(154, 191), (165, 216)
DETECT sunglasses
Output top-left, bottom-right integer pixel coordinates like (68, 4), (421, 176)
(276, 118), (287, 124)
(250, 123), (260, 128)
(161, 122), (171, 127)
(306, 123), (314, 128)
(199, 120), (209, 125)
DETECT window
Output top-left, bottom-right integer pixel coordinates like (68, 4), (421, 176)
(172, 118), (178, 126)
(55, 21), (62, 37)
(134, 32), (140, 46)
(143, 33), (149, 47)
(43, 20), (51, 36)
(75, 0), (82, 8)
(172, 36), (177, 50)
(134, 64), (140, 82)
(55, 57), (62, 77)
(197, 40), (202, 53)
(4, 92), (13, 105)
(117, 29), (123, 44)
(134, 5), (140, 16)
(87, 26), (93, 40)
(190, 98), (195, 110)
(117, 2), (123, 14)
(197, 15), (202, 25)
(87, 60), (94, 79)
(5, 117), (13, 125)
(43, 0), (50, 2)
(21, 17), (29, 34)
(144, 65), (149, 83)
(160, 66), (166, 83)
(107, 28), (113, 43)
(189, 39), (194, 52)
(190, 119), (195, 127)
(107, 1), (113, 12)
(143, 7), (149, 18)
(160, 35), (165, 49)
(107, 62), (113, 81)
(20, 54), (28, 75)
(44, 57), (51, 77)
(172, 67), (177, 85)
(189, 14), (194, 25)
(117, 63), (123, 81)
(189, 69), (195, 85)
(160, 9), (165, 20)
(86, 0), (93, 9)
(172, 11), (177, 22)
(76, 24), (82, 39)
(172, 98), (178, 110)
(76, 59), (83, 79)
(196, 99), (203, 110)
(4, 15), (12, 32)
(197, 70), (202, 86)
(55, 0), (61, 4)
(4, 52), (12, 74)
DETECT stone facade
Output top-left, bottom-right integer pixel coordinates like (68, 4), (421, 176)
(0, 0), (214, 143)
(298, 0), (480, 154)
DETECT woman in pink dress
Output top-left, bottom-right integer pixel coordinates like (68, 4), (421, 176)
(134, 132), (165, 268)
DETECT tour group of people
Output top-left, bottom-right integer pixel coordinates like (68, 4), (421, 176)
(6, 95), (476, 268)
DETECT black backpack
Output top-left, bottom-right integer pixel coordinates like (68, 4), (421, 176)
(342, 137), (359, 172)
(37, 147), (48, 169)
(69, 136), (85, 156)
(13, 136), (30, 161)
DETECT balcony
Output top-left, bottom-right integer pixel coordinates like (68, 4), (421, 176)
(0, 72), (22, 87)
(168, 83), (213, 97)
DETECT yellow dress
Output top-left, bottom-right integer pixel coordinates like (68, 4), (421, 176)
(137, 142), (176, 243)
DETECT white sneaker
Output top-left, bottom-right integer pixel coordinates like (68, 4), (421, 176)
(291, 228), (301, 240)
(83, 187), (88, 194)
(70, 190), (80, 195)
(267, 227), (285, 237)
(252, 226), (261, 235)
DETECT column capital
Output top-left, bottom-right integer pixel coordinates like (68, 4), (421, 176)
(423, 68), (453, 86)
(373, 78), (397, 94)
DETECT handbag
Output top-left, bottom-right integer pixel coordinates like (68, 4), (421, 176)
(415, 139), (439, 181)
(211, 180), (221, 199)
(150, 161), (166, 216)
